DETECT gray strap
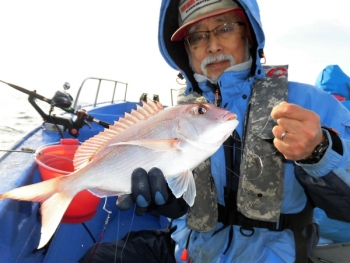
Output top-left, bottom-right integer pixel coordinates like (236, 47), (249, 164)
(237, 65), (288, 221)
(186, 159), (218, 232)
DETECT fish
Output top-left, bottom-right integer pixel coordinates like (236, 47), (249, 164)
(0, 99), (239, 249)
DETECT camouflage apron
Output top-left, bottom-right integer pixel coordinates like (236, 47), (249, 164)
(237, 65), (288, 222)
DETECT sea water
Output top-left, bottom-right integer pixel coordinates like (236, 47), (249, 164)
(0, 86), (45, 156)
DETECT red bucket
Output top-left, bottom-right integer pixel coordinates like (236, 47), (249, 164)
(35, 138), (101, 223)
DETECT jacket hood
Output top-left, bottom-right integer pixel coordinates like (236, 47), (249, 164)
(315, 65), (350, 100)
(158, 0), (265, 94)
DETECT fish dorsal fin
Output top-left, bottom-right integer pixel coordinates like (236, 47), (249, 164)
(73, 99), (164, 170)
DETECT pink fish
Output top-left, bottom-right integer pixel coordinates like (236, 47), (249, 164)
(0, 100), (238, 248)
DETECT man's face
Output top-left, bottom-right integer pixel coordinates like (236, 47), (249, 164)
(185, 11), (250, 81)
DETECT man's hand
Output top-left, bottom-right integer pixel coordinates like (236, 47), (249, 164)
(271, 102), (325, 160)
(116, 167), (189, 219)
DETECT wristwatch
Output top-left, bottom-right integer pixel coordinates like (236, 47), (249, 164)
(297, 130), (329, 164)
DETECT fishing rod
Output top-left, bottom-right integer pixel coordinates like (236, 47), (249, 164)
(0, 147), (35, 153)
(0, 80), (112, 137)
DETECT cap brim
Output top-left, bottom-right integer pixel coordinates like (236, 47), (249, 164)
(171, 8), (238, 41)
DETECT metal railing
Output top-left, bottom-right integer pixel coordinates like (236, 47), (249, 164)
(72, 77), (128, 109)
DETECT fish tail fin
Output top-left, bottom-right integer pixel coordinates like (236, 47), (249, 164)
(0, 177), (62, 202)
(0, 177), (75, 249)
(38, 185), (73, 248)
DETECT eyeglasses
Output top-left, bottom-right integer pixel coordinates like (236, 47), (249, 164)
(184, 22), (245, 47)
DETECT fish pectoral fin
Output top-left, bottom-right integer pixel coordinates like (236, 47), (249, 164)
(183, 171), (196, 207)
(110, 138), (181, 151)
(167, 170), (196, 207)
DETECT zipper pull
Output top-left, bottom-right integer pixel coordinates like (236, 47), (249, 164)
(181, 229), (193, 261)
(215, 89), (219, 106)
(180, 248), (189, 261)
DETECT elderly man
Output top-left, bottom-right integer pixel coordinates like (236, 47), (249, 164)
(80, 1), (350, 262)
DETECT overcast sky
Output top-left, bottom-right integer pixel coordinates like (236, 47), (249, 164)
(0, 0), (349, 106)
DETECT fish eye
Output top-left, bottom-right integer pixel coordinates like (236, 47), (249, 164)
(198, 107), (206, 114)
(193, 105), (207, 115)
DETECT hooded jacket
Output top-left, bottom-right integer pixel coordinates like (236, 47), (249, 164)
(315, 64), (350, 110)
(158, 1), (350, 262)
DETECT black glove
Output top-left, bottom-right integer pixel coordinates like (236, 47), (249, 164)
(116, 167), (189, 219)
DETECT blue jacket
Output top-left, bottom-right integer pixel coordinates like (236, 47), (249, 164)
(313, 65), (350, 244)
(158, 1), (350, 262)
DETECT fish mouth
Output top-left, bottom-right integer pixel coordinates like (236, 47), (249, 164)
(221, 112), (237, 122)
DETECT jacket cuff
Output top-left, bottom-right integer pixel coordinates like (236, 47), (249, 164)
(295, 129), (343, 177)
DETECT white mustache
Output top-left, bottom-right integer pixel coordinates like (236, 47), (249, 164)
(201, 54), (235, 76)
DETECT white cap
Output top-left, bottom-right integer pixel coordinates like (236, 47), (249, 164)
(172, 0), (241, 41)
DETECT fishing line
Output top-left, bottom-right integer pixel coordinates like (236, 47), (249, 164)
(87, 197), (112, 263)
(48, 108), (65, 139)
(220, 143), (279, 182)
(114, 204), (136, 263)
(36, 152), (73, 163)
(218, 113), (281, 181)
(223, 143), (280, 163)
(213, 146), (265, 181)
(231, 115), (275, 144)
(113, 207), (121, 263)
(34, 140), (82, 166)
(82, 223), (97, 243)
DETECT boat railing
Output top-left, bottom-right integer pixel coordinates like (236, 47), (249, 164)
(72, 77), (128, 109)
(170, 87), (187, 106)
(170, 88), (177, 106)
